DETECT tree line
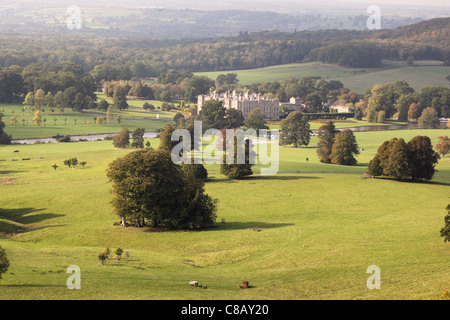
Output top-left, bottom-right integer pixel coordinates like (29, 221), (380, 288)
(0, 18), (448, 82)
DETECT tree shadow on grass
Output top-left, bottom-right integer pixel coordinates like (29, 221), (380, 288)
(139, 221), (294, 233)
(0, 170), (24, 175)
(371, 176), (450, 187)
(245, 175), (321, 181)
(207, 175), (320, 183)
(0, 284), (66, 288)
(202, 221), (294, 232)
(0, 220), (26, 234)
(0, 208), (64, 234)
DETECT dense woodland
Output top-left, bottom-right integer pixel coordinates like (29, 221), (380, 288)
(0, 17), (449, 79)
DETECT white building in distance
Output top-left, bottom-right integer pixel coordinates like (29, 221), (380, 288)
(198, 91), (281, 120)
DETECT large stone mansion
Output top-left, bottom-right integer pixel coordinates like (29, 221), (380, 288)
(197, 91), (285, 121)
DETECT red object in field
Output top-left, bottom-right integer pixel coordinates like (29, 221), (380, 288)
(243, 281), (249, 288)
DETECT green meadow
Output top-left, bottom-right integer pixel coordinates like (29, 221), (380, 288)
(0, 94), (178, 140)
(0, 128), (449, 300)
(195, 60), (450, 94)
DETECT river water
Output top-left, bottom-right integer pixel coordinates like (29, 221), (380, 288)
(11, 132), (159, 145)
(6, 122), (430, 145)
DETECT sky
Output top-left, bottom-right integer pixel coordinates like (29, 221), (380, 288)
(14, 0), (450, 7)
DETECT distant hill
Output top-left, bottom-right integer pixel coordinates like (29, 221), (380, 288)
(0, 16), (449, 76)
(374, 17), (450, 51)
(376, 17), (450, 40)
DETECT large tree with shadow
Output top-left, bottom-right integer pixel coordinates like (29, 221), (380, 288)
(107, 149), (217, 229)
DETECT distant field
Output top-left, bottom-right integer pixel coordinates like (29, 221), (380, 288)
(195, 60), (450, 93)
(0, 129), (449, 299)
(0, 93), (178, 139)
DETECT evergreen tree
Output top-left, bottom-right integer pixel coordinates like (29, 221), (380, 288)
(98, 99), (109, 111)
(316, 121), (338, 163)
(367, 154), (383, 177)
(330, 129), (359, 166)
(387, 138), (411, 180)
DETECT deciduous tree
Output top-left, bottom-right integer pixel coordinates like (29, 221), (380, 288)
(280, 111), (311, 147)
(435, 136), (450, 157)
(113, 127), (130, 149)
(106, 149), (217, 228)
(244, 108), (268, 133)
(418, 107), (440, 128)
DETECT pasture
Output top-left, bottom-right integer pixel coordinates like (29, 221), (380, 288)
(195, 60), (450, 94)
(0, 128), (449, 299)
(0, 94), (178, 140)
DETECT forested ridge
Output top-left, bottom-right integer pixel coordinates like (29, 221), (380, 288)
(0, 17), (449, 80)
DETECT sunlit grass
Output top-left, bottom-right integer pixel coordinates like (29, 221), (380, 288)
(0, 129), (449, 299)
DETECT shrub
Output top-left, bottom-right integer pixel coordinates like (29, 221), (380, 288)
(98, 253), (107, 265)
(116, 248), (124, 261)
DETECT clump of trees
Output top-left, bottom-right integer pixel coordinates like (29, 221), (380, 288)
(63, 157), (87, 168)
(309, 42), (383, 68)
(363, 82), (450, 122)
(197, 99), (245, 130)
(63, 158), (79, 168)
(316, 122), (360, 166)
(106, 149), (217, 229)
(367, 136), (439, 181)
(112, 127), (148, 149)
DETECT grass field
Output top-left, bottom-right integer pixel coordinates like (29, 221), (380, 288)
(0, 128), (449, 300)
(195, 60), (450, 94)
(0, 94), (178, 140)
